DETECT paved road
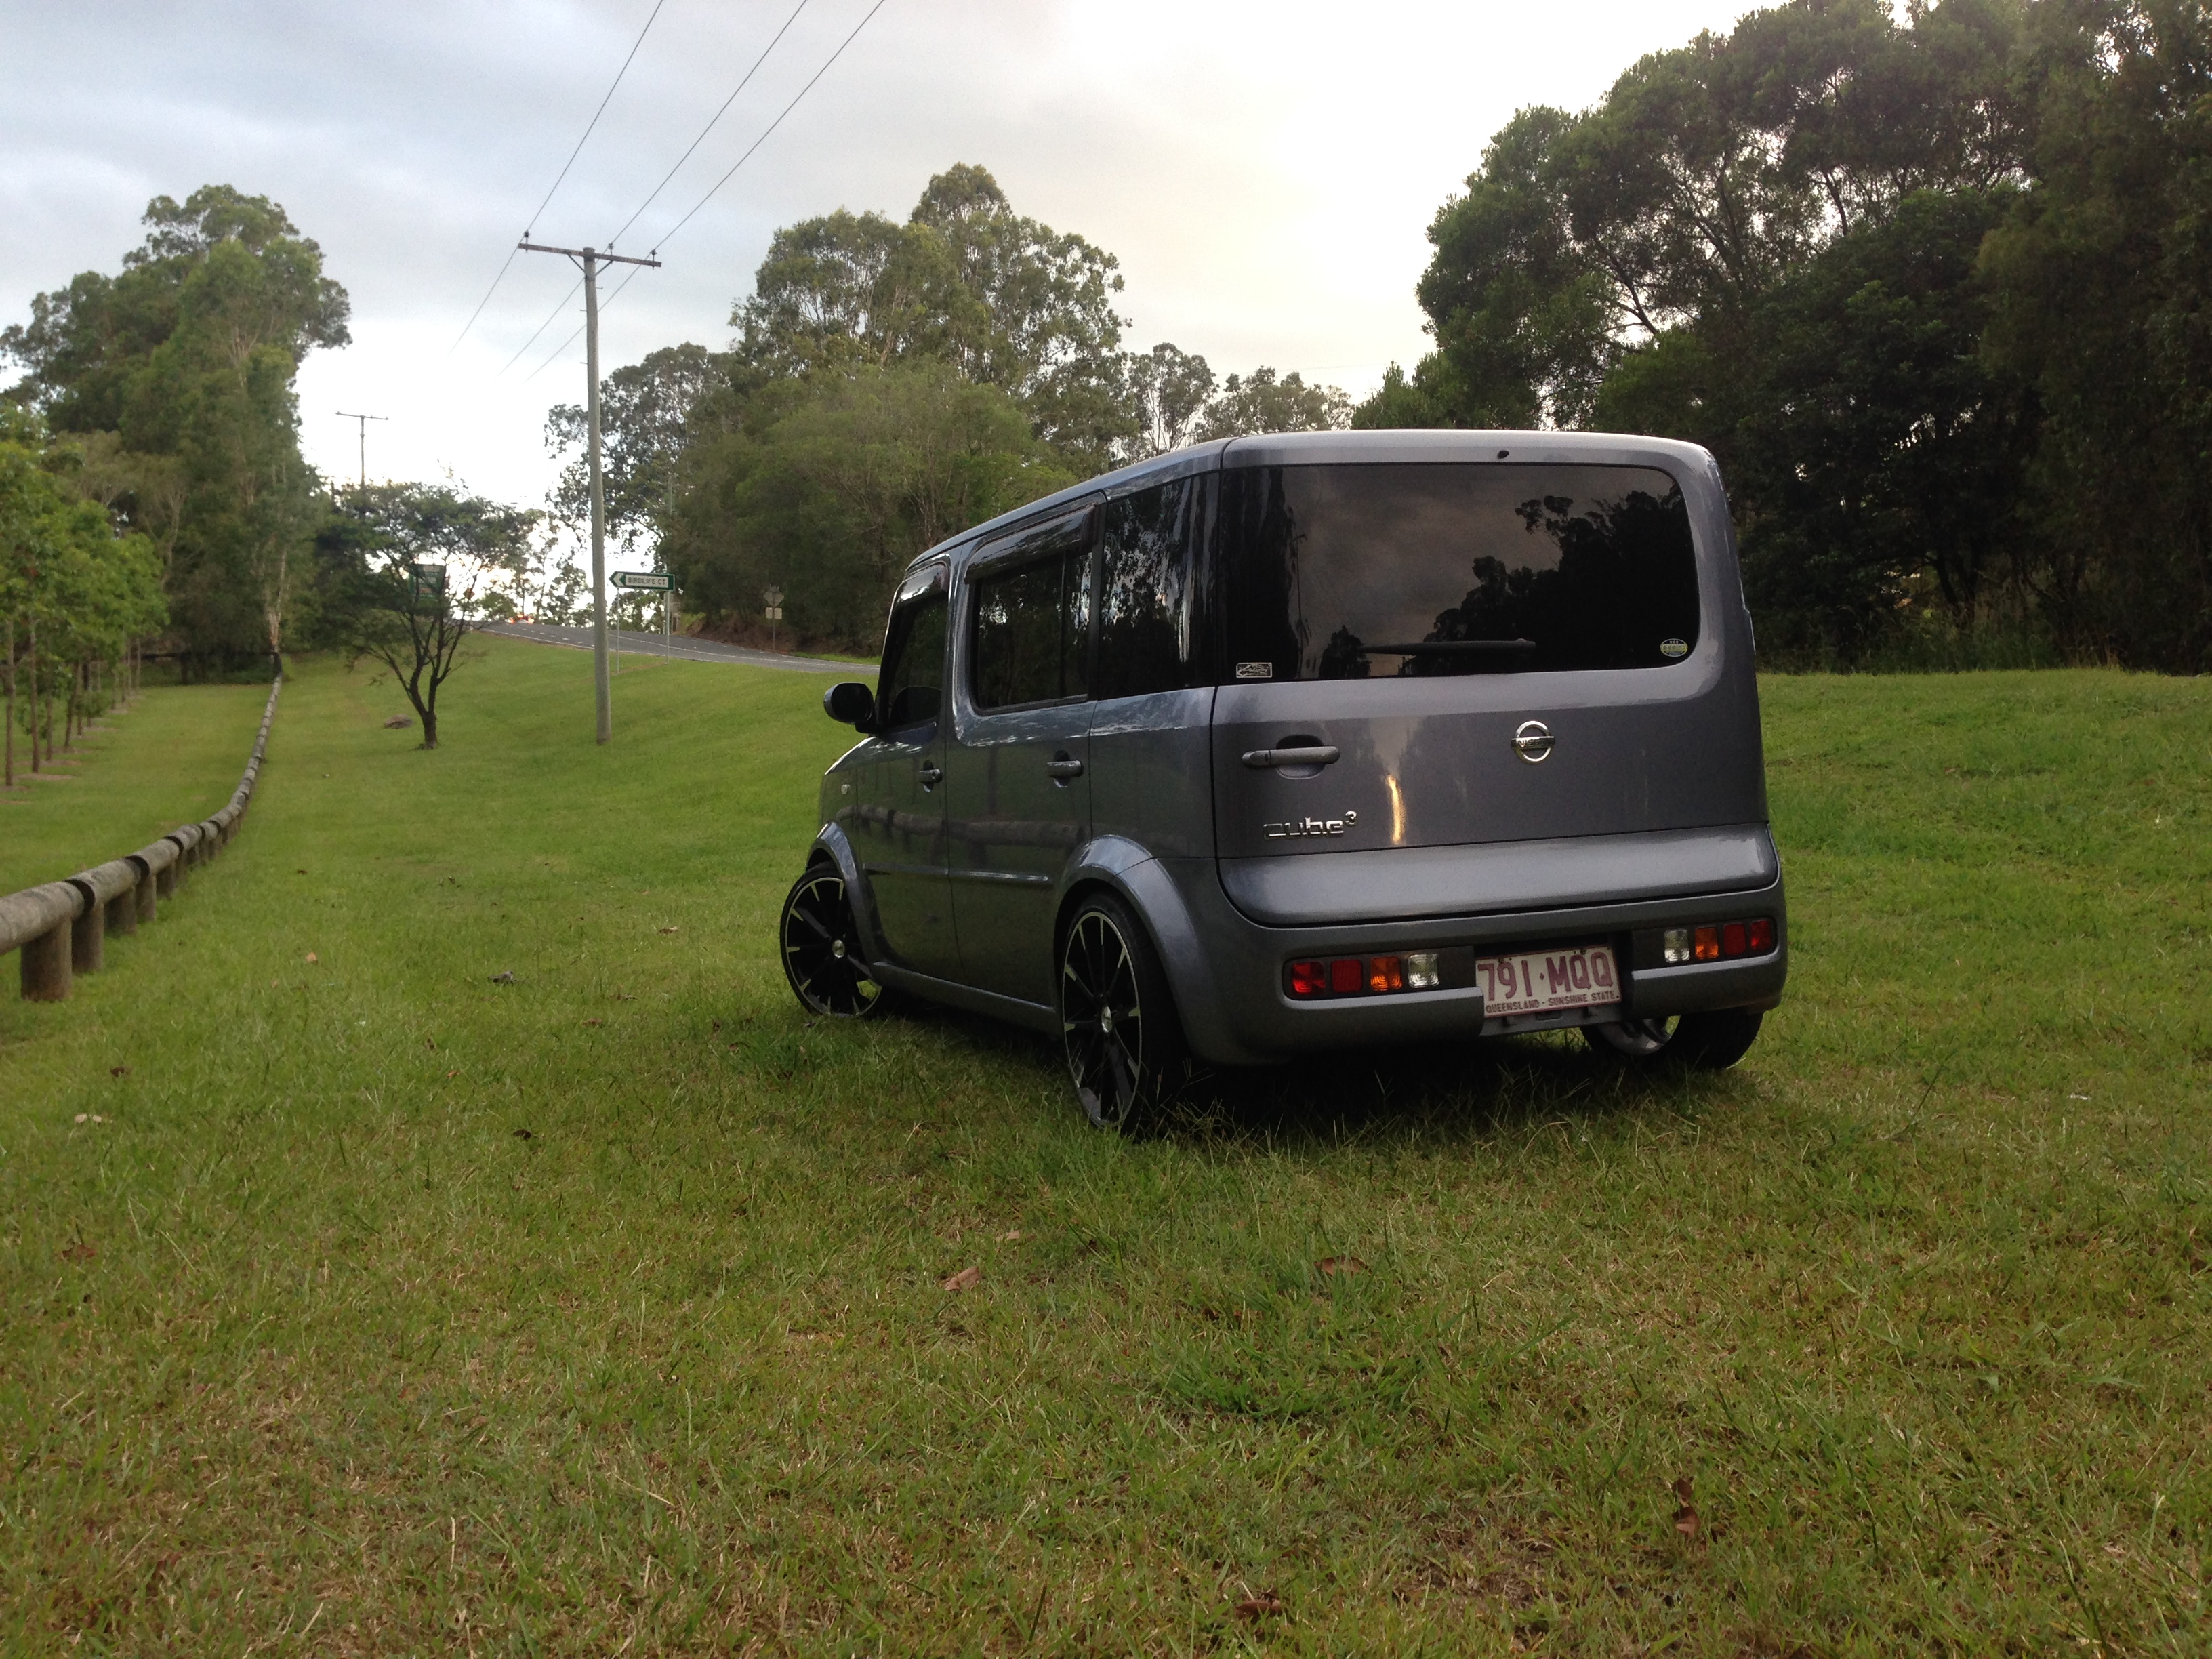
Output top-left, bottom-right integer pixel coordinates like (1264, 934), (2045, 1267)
(480, 621), (870, 676)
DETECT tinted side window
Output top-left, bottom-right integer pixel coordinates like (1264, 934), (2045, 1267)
(1218, 464), (1700, 679)
(877, 591), (947, 729)
(971, 548), (1090, 710)
(1097, 478), (1200, 700)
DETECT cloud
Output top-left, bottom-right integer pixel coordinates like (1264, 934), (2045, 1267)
(2, 0), (1761, 509)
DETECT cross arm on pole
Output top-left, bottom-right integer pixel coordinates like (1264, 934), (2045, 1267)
(517, 242), (663, 268)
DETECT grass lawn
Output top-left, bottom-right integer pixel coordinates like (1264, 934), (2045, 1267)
(1, 678), (269, 895)
(1, 636), (2207, 1655)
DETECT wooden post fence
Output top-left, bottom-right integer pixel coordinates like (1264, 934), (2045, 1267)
(0, 671), (281, 1002)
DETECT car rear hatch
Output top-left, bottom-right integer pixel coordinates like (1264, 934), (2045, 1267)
(1209, 438), (1771, 926)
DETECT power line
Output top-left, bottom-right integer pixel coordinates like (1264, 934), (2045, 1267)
(528, 0), (671, 237)
(523, 0), (894, 383)
(524, 264), (644, 382)
(655, 0), (893, 249)
(449, 0), (670, 354)
(497, 276), (586, 377)
(604, 0), (814, 252)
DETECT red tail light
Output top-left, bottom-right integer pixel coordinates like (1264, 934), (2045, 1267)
(1288, 960), (1327, 998)
(1329, 958), (1363, 995)
(1746, 916), (1775, 953)
(1721, 921), (1746, 958)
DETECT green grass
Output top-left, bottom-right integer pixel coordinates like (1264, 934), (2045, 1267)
(1, 680), (268, 894)
(1, 640), (2207, 1655)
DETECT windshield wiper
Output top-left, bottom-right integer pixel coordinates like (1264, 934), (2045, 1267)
(1364, 638), (1538, 655)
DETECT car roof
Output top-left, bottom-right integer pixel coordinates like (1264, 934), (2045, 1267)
(905, 428), (1720, 576)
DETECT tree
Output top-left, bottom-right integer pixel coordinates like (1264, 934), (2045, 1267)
(735, 165), (1137, 465)
(1, 186), (350, 672)
(313, 485), (535, 748)
(545, 343), (741, 558)
(1, 411), (165, 785)
(1125, 343), (1218, 456)
(1707, 188), (2040, 655)
(1193, 367), (1353, 441)
(665, 361), (1073, 648)
(1980, 0), (2212, 669)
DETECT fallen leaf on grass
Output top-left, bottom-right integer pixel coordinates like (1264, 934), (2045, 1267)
(1317, 1256), (1369, 1279)
(424, 1038), (436, 1050)
(73, 1113), (106, 1125)
(581, 1019), (604, 1028)
(295, 869), (307, 875)
(60, 1241), (97, 1262)
(109, 1066), (129, 1078)
(996, 1229), (1024, 1243)
(1673, 1477), (1700, 1538)
(382, 716), (412, 729)
(445, 1069), (459, 1078)
(1232, 1593), (1284, 1620)
(490, 971), (516, 984)
(941, 1266), (981, 1292)
(512, 1128), (533, 1140)
(304, 951), (319, 964)
(657, 926), (679, 935)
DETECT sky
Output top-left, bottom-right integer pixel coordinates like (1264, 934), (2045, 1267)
(1, 0), (1767, 516)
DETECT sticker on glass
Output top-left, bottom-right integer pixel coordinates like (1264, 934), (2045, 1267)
(1659, 638), (1689, 659)
(1235, 661), (1274, 680)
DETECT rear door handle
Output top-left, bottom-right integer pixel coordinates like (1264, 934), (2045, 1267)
(1242, 745), (1340, 769)
(917, 763), (943, 787)
(1044, 755), (1085, 779)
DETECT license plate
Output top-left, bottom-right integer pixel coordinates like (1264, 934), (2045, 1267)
(1476, 945), (1621, 1016)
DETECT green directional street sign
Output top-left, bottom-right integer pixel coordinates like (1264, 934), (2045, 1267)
(612, 570), (673, 592)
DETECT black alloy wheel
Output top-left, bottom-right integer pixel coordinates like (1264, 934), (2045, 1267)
(1586, 1006), (1764, 1070)
(779, 866), (893, 1019)
(1058, 893), (1188, 1131)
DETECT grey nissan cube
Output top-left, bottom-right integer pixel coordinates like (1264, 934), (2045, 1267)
(780, 430), (1786, 1128)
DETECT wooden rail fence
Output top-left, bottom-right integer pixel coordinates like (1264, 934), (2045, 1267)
(0, 672), (281, 1002)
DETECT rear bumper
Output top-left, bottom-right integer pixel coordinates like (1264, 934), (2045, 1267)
(1155, 845), (1786, 1067)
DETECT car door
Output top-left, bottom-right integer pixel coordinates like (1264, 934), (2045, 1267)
(850, 565), (960, 979)
(942, 504), (1099, 1006)
(1088, 471), (1216, 863)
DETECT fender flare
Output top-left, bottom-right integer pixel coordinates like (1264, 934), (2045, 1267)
(804, 823), (890, 966)
(1057, 836), (1258, 1068)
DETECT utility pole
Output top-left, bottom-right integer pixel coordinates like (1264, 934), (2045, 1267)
(517, 241), (660, 745)
(335, 411), (388, 489)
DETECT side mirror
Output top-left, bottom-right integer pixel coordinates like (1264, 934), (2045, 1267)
(823, 681), (876, 729)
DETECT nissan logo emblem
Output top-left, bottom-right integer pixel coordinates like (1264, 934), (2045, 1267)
(1513, 720), (1555, 763)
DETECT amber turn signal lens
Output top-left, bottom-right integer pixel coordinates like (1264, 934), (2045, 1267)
(1693, 925), (1721, 962)
(1367, 956), (1404, 993)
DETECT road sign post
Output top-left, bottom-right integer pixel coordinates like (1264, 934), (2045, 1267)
(613, 572), (676, 661)
(764, 586), (784, 654)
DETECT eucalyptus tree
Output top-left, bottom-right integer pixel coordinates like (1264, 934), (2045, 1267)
(2, 186), (349, 672)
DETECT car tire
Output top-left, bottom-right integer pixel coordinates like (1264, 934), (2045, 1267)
(779, 865), (901, 1019)
(1586, 1007), (1763, 1070)
(1058, 892), (1190, 1132)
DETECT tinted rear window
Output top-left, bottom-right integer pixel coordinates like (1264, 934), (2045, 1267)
(1218, 464), (1700, 680)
